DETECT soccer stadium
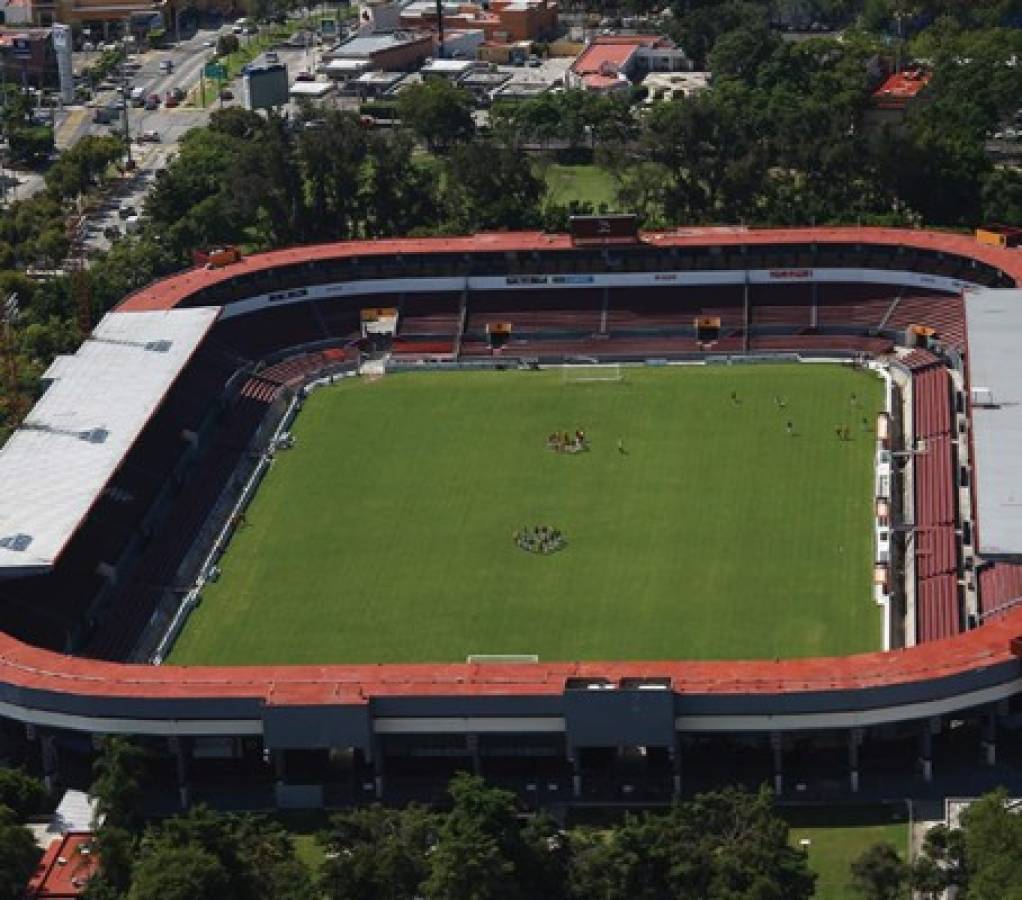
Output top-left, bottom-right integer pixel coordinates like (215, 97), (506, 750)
(0, 221), (1020, 807)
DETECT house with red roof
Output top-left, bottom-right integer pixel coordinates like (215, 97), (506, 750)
(865, 67), (932, 131)
(567, 34), (691, 93)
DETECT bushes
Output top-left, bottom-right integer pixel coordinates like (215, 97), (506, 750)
(7, 126), (55, 168)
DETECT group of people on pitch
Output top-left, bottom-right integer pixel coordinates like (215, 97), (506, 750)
(547, 429), (588, 454)
(514, 525), (567, 555)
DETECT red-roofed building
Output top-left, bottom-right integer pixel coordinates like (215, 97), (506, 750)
(865, 67), (932, 131)
(399, 0), (557, 44)
(567, 34), (691, 93)
(26, 833), (98, 900)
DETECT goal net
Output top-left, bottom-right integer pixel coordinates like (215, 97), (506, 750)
(562, 363), (624, 384)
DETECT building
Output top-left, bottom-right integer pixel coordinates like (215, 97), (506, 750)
(642, 70), (709, 103)
(421, 57), (484, 81)
(0, 26), (56, 88)
(568, 34), (691, 93)
(0, 0), (32, 26)
(399, 0), (557, 45)
(26, 833), (99, 899)
(325, 30), (434, 72)
(349, 68), (406, 99)
(865, 67), (932, 131)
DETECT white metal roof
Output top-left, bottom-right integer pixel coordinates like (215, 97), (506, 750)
(289, 80), (336, 97)
(0, 307), (219, 574)
(964, 288), (1022, 557)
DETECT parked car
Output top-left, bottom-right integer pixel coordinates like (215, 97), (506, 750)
(265, 51), (279, 63)
(159, 59), (174, 73)
(139, 130), (161, 143)
(164, 93), (179, 107)
(219, 87), (234, 100)
(117, 203), (137, 220)
(295, 70), (315, 82)
(170, 86), (186, 101)
(144, 94), (160, 110)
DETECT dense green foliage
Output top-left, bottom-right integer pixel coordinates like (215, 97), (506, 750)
(0, 768), (46, 820)
(172, 365), (883, 666)
(0, 805), (40, 900)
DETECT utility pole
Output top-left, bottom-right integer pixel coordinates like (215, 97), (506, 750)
(436, 0), (445, 59)
(120, 44), (132, 167)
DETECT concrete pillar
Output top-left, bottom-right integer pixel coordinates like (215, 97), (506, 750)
(169, 737), (191, 809)
(848, 728), (863, 794)
(40, 734), (58, 795)
(670, 737), (682, 799)
(273, 748), (286, 782)
(981, 711), (997, 767)
(568, 746), (581, 799)
(919, 726), (933, 783)
(372, 740), (384, 800)
(466, 734), (482, 777)
(770, 732), (783, 795)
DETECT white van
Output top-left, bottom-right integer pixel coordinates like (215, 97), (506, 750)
(130, 86), (146, 105)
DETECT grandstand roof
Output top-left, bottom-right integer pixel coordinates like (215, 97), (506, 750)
(0, 308), (219, 575)
(966, 288), (1022, 557)
(117, 228), (1022, 313)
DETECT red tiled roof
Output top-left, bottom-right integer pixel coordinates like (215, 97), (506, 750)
(872, 69), (931, 107)
(117, 227), (1022, 314)
(26, 833), (98, 900)
(571, 41), (637, 75)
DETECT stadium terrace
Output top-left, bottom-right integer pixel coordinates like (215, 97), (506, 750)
(0, 225), (1020, 808)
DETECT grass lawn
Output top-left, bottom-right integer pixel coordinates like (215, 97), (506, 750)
(784, 805), (910, 900)
(542, 163), (618, 208)
(170, 365), (884, 666)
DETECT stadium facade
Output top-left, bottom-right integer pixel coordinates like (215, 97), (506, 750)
(0, 226), (1020, 808)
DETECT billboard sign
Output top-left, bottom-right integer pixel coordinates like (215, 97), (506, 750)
(320, 17), (338, 37)
(244, 64), (289, 110)
(204, 62), (228, 80)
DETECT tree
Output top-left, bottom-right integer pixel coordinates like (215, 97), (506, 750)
(396, 80), (476, 153)
(136, 806), (314, 900)
(90, 736), (147, 831)
(568, 786), (815, 900)
(127, 844), (229, 900)
(442, 141), (543, 231)
(850, 842), (908, 900)
(8, 126), (55, 168)
(424, 774), (566, 900)
(0, 805), (40, 900)
(0, 768), (46, 820)
(319, 804), (437, 900)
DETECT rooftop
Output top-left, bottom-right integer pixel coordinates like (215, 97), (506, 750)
(871, 68), (931, 107)
(25, 833), (98, 899)
(0, 307), (218, 574)
(333, 30), (431, 58)
(964, 288), (1022, 557)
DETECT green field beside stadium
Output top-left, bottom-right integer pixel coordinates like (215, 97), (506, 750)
(170, 364), (885, 666)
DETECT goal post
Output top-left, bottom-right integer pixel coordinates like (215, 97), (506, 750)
(561, 363), (624, 385)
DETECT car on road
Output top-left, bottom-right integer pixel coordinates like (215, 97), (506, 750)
(203, 39), (215, 48)
(295, 71), (314, 82)
(169, 86), (186, 101)
(144, 94), (160, 110)
(219, 87), (234, 101)
(117, 203), (137, 219)
(139, 130), (161, 143)
(159, 59), (174, 73)
(265, 51), (279, 63)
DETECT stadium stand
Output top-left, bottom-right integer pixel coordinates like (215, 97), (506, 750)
(748, 283), (814, 328)
(886, 292), (967, 348)
(605, 286), (744, 331)
(816, 283), (901, 329)
(978, 562), (1022, 620)
(911, 363), (962, 642)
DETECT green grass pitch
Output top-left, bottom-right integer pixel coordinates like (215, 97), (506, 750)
(170, 364), (885, 666)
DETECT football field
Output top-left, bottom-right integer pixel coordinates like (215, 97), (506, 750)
(170, 364), (885, 666)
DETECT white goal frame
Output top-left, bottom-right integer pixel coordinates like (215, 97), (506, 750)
(561, 363), (624, 384)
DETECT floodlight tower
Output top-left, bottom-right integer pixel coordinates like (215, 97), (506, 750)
(1, 293), (23, 426)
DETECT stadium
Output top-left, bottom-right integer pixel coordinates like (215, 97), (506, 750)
(0, 221), (1021, 808)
